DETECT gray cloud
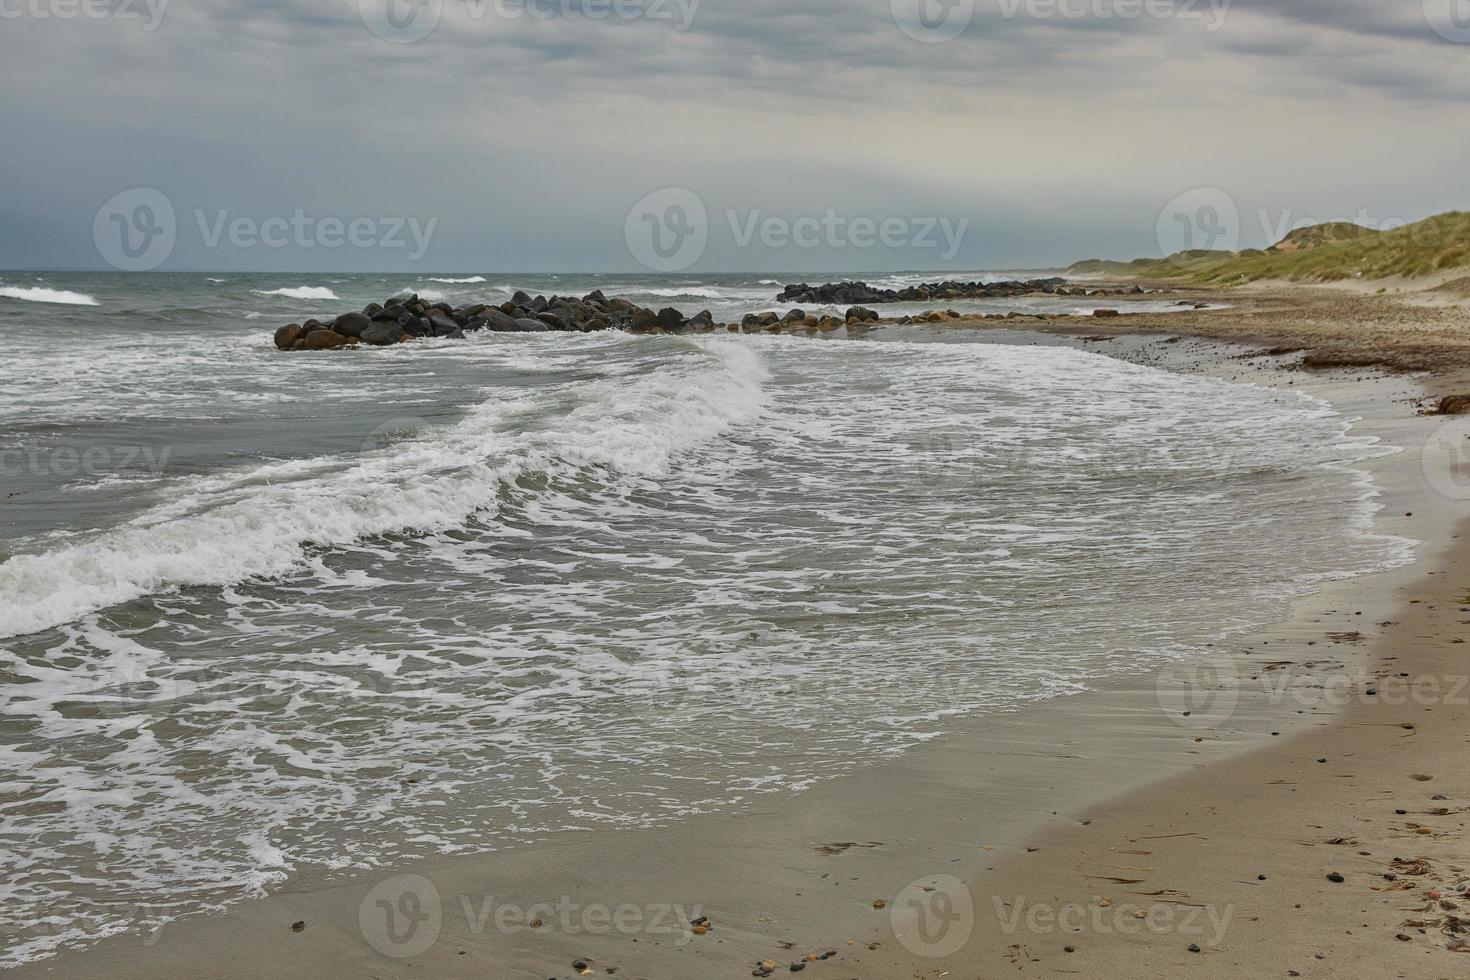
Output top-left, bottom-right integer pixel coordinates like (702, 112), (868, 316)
(0, 0), (1466, 271)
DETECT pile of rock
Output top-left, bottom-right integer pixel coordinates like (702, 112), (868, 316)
(271, 290), (724, 351)
(776, 278), (1066, 305)
(272, 290), (887, 351)
(735, 306), (880, 333)
(775, 278), (1147, 305)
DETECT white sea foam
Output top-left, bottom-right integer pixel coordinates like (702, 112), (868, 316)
(252, 287), (339, 301)
(0, 333), (1416, 969)
(426, 276), (487, 284)
(0, 340), (769, 640)
(0, 287), (98, 306)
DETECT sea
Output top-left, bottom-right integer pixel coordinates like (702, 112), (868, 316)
(0, 270), (1412, 965)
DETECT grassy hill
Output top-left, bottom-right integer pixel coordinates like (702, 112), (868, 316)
(1068, 211), (1470, 284)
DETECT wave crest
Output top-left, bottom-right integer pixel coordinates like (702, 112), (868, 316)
(0, 287), (99, 306)
(252, 287), (339, 301)
(0, 340), (769, 640)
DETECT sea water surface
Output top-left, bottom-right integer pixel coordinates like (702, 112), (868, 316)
(0, 271), (1409, 965)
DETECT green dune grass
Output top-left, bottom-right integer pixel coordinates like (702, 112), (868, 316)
(1068, 211), (1470, 284)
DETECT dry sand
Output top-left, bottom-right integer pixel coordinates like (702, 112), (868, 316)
(13, 286), (1470, 979)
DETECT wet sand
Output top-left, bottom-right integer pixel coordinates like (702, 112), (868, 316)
(13, 293), (1470, 979)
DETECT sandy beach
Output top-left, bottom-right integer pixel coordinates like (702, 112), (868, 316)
(9, 284), (1470, 979)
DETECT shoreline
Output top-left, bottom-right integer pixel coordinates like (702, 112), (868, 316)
(10, 295), (1470, 978)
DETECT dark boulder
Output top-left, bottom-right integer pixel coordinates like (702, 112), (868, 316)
(427, 312), (461, 337)
(361, 321), (406, 346)
(401, 317), (432, 338)
(469, 308), (521, 332)
(333, 312), (372, 337)
(274, 323), (304, 349)
(302, 329), (351, 350)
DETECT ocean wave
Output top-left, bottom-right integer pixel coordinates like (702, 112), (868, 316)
(0, 340), (769, 640)
(0, 287), (99, 306)
(252, 287), (339, 301)
(640, 286), (732, 299)
(426, 276), (487, 284)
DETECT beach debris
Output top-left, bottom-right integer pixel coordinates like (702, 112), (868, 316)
(1327, 873), (1346, 883)
(289, 920), (305, 933)
(872, 899), (886, 909)
(1425, 394), (1470, 416)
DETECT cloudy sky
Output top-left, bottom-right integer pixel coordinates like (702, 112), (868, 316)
(1, 0), (1467, 272)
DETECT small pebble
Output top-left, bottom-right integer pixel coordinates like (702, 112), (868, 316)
(1327, 873), (1345, 883)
